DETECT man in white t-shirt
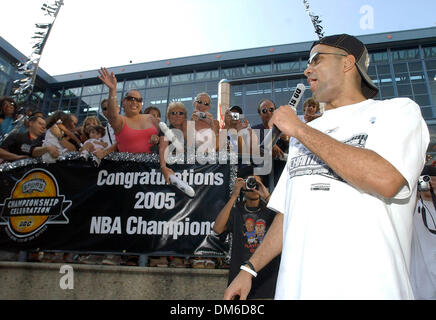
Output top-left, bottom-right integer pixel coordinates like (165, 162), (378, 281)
(224, 34), (429, 300)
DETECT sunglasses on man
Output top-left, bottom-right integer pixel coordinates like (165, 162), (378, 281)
(307, 51), (348, 68)
(195, 100), (210, 107)
(124, 96), (143, 103)
(261, 107), (275, 114)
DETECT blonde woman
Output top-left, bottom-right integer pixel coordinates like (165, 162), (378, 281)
(159, 101), (188, 183)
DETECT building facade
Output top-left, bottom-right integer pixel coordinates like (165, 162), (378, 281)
(1, 27), (436, 156)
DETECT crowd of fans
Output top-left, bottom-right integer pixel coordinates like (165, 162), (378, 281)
(0, 71), (317, 270)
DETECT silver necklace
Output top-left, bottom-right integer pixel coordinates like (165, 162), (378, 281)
(244, 203), (260, 213)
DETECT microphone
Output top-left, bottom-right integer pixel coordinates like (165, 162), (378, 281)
(169, 174), (195, 198)
(260, 83), (306, 151)
(159, 122), (184, 150)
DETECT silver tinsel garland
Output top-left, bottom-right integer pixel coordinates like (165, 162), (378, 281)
(303, 0), (325, 39)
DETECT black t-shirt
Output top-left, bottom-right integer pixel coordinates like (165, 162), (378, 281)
(0, 131), (43, 156)
(252, 122), (289, 153)
(226, 202), (281, 299)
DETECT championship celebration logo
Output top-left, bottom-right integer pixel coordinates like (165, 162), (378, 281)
(0, 169), (71, 242)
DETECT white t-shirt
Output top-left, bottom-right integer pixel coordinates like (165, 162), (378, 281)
(268, 98), (429, 300)
(83, 138), (106, 151)
(410, 198), (436, 299)
(102, 123), (116, 147)
(41, 126), (69, 163)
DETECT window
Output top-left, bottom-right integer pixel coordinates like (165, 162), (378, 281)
(369, 51), (388, 64)
(125, 79), (146, 91)
(195, 70), (219, 81)
(82, 84), (102, 96)
(147, 76), (169, 88)
(144, 87), (168, 121)
(391, 48), (420, 61)
(246, 64), (272, 76)
(63, 87), (82, 98)
(274, 61), (300, 74)
(423, 46), (436, 58)
(0, 53), (14, 77)
(171, 73), (193, 84)
(222, 66), (245, 79)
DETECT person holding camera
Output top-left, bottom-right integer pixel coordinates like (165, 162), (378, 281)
(220, 106), (255, 154)
(410, 165), (436, 299)
(213, 175), (280, 299)
(190, 92), (220, 151)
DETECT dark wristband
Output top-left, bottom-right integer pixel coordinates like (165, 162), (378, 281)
(243, 260), (256, 273)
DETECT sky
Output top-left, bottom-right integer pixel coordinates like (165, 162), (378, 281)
(1, 0), (436, 76)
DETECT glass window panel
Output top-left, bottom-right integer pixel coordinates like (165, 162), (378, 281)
(82, 84), (102, 96)
(125, 79), (146, 91)
(222, 66), (245, 79)
(247, 64), (272, 76)
(367, 65), (376, 77)
(64, 87), (82, 98)
(380, 85), (394, 98)
(147, 76), (169, 88)
(169, 84), (193, 103)
(423, 46), (436, 58)
(410, 71), (426, 82)
(274, 61), (300, 73)
(412, 83), (428, 95)
(195, 70), (219, 81)
(376, 64), (391, 75)
(171, 73), (193, 84)
(397, 84), (412, 96)
(395, 73), (410, 84)
(393, 63), (408, 74)
(230, 84), (243, 113)
(51, 90), (63, 99)
(370, 51), (388, 63)
(0, 54), (14, 76)
(244, 82), (272, 125)
(426, 60), (436, 70)
(391, 48), (420, 61)
(427, 70), (436, 104)
(144, 87), (168, 121)
(414, 94), (430, 107)
(408, 61), (423, 72)
(0, 73), (8, 96)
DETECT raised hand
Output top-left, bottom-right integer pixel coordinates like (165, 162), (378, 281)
(98, 67), (117, 91)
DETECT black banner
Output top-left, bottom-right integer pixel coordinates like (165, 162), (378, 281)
(0, 156), (235, 256)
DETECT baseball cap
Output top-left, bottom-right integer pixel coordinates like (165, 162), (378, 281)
(229, 105), (243, 114)
(311, 34), (379, 99)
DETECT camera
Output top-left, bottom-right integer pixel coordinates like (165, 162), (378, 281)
(197, 112), (207, 120)
(418, 175), (431, 192)
(230, 112), (244, 121)
(245, 176), (258, 190)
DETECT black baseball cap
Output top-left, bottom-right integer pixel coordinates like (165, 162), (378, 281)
(229, 105), (243, 114)
(311, 34), (379, 99)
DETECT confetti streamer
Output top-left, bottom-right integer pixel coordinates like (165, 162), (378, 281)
(13, 1), (64, 100)
(303, 0), (325, 39)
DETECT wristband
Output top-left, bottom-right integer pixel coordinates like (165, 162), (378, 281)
(240, 265), (257, 278)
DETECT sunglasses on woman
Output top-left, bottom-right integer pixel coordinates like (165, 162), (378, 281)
(125, 96), (143, 103)
(195, 100), (210, 106)
(170, 111), (185, 116)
